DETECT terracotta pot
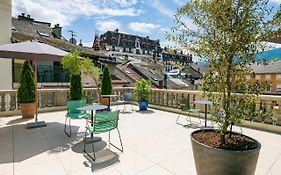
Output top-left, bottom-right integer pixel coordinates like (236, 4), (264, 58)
(19, 102), (36, 118)
(191, 129), (261, 175)
(100, 97), (110, 106)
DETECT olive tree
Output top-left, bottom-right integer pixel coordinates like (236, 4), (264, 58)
(168, 0), (280, 144)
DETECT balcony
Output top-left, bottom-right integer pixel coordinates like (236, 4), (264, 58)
(0, 88), (281, 174)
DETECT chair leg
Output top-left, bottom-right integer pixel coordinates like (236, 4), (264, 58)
(176, 114), (184, 125)
(131, 104), (134, 111)
(109, 128), (124, 153)
(123, 104), (126, 113)
(187, 115), (192, 125)
(64, 117), (71, 137)
(83, 130), (96, 161)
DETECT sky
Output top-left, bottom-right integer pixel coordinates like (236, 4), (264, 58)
(12, 0), (281, 48)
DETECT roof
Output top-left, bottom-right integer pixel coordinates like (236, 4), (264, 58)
(255, 48), (281, 61)
(11, 32), (116, 63)
(250, 60), (281, 74)
(182, 65), (203, 79)
(11, 16), (117, 63)
(12, 17), (53, 39)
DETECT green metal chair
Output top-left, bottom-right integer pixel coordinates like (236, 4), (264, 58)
(176, 97), (201, 126)
(83, 110), (123, 161)
(64, 100), (90, 137)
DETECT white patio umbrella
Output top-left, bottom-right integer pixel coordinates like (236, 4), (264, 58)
(0, 41), (68, 128)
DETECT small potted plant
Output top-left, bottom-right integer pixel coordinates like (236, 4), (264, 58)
(168, 0), (280, 174)
(100, 65), (113, 106)
(134, 79), (151, 111)
(17, 61), (36, 118)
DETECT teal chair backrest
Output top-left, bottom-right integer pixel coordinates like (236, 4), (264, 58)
(66, 100), (87, 118)
(180, 97), (190, 111)
(93, 110), (120, 133)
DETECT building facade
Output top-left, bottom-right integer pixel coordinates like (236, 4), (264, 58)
(93, 29), (162, 57)
(0, 0), (12, 90)
(249, 60), (281, 93)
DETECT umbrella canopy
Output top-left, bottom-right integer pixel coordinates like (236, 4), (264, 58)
(0, 41), (68, 123)
(0, 41), (68, 61)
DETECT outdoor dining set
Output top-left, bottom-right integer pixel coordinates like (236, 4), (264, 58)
(63, 92), (134, 161)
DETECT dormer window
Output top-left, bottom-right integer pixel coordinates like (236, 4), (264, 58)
(37, 31), (50, 37)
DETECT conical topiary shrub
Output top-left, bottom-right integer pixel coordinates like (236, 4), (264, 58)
(17, 61), (36, 118)
(17, 61), (35, 103)
(61, 51), (83, 101)
(101, 65), (112, 95)
(69, 74), (83, 100)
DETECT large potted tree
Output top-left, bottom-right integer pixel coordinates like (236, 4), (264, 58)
(100, 65), (113, 106)
(134, 79), (151, 111)
(168, 0), (280, 175)
(17, 61), (36, 118)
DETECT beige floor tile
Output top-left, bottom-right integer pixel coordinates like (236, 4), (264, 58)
(136, 165), (175, 175)
(14, 158), (66, 175)
(114, 150), (154, 175)
(159, 153), (197, 175)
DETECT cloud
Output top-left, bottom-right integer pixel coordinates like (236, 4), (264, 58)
(12, 0), (142, 26)
(270, 0), (281, 3)
(173, 0), (186, 5)
(96, 20), (121, 33)
(128, 22), (161, 33)
(114, 0), (138, 7)
(160, 40), (179, 48)
(149, 0), (175, 18)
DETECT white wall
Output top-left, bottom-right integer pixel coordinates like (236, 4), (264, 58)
(0, 0), (12, 90)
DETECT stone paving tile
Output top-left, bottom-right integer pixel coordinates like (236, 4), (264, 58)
(0, 106), (281, 174)
(135, 164), (175, 175)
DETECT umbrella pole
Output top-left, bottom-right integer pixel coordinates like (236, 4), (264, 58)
(34, 55), (38, 122)
(26, 54), (46, 129)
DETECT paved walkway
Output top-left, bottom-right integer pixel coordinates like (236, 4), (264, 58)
(0, 106), (281, 175)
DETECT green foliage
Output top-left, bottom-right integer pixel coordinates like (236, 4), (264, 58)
(69, 74), (83, 100)
(180, 97), (190, 111)
(101, 65), (112, 95)
(61, 51), (81, 75)
(168, 0), (280, 144)
(61, 51), (101, 100)
(134, 79), (152, 102)
(17, 61), (35, 103)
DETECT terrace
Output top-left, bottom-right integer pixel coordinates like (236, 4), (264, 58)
(0, 88), (281, 175)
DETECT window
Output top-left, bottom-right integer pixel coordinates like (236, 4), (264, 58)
(277, 84), (281, 92)
(277, 74), (281, 80)
(265, 74), (271, 80)
(266, 84), (272, 92)
(255, 74), (260, 80)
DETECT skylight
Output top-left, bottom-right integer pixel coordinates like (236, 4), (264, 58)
(37, 31), (50, 37)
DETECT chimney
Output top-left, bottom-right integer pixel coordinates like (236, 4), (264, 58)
(79, 39), (83, 46)
(164, 73), (168, 89)
(18, 13), (34, 22)
(146, 36), (149, 39)
(114, 28), (119, 33)
(159, 80), (163, 89)
(52, 24), (62, 39)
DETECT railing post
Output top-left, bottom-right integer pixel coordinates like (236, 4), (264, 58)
(9, 92), (17, 111)
(0, 93), (6, 111)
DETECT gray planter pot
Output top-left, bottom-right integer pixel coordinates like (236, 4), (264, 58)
(191, 129), (261, 175)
